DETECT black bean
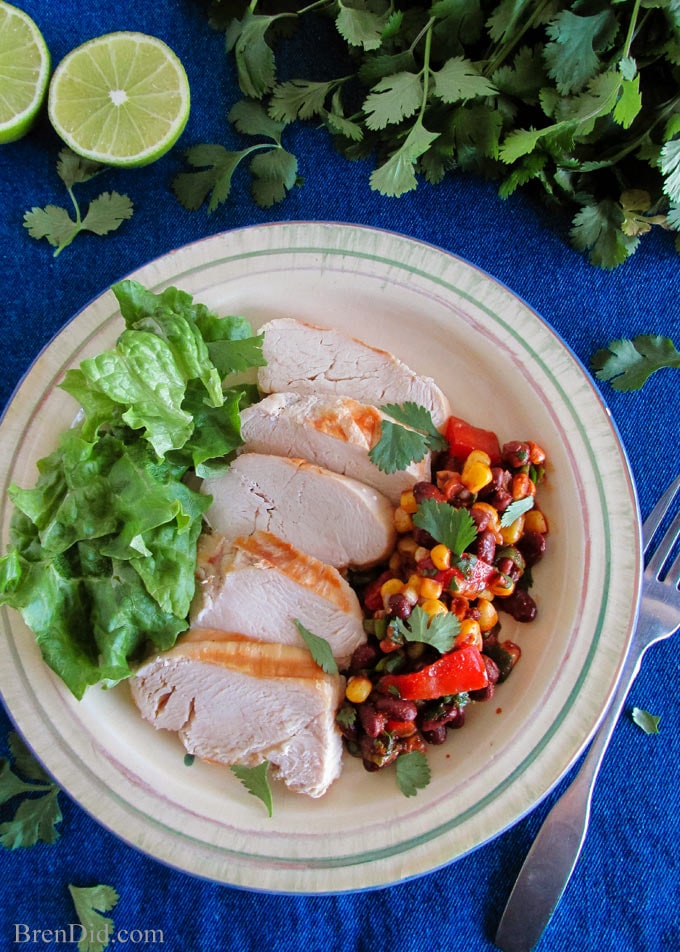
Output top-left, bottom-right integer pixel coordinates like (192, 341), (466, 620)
(476, 528), (496, 563)
(413, 481), (446, 503)
(422, 726), (448, 745)
(388, 593), (412, 620)
(373, 694), (418, 721)
(517, 530), (547, 567)
(498, 588), (537, 622)
(358, 703), (387, 738)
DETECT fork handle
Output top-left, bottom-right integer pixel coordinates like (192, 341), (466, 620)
(494, 636), (649, 952)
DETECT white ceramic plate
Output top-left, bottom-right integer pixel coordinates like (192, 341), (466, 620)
(0, 223), (641, 893)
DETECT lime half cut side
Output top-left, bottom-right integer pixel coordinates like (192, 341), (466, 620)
(47, 31), (190, 167)
(0, 1), (51, 144)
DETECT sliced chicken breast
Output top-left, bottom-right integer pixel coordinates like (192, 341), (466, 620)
(202, 453), (396, 570)
(239, 392), (430, 504)
(130, 633), (345, 798)
(191, 530), (366, 667)
(258, 318), (451, 428)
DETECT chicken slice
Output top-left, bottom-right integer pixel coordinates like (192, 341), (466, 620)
(191, 530), (366, 668)
(202, 453), (396, 570)
(130, 633), (345, 798)
(258, 318), (451, 428)
(239, 392), (430, 505)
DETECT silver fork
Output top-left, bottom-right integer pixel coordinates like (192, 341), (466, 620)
(495, 475), (680, 952)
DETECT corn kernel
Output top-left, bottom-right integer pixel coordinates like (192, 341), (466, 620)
(420, 598), (448, 616)
(431, 543), (451, 571)
(345, 676), (373, 704)
(477, 598), (499, 632)
(456, 618), (483, 651)
(406, 573), (422, 593)
(400, 489), (418, 514)
(402, 586), (420, 606)
(394, 507), (414, 533)
(450, 595), (469, 619)
(524, 509), (549, 534)
(466, 449), (492, 466)
(500, 512), (525, 544)
(380, 578), (404, 603)
(461, 459), (493, 494)
(388, 551), (402, 574)
(420, 577), (443, 600)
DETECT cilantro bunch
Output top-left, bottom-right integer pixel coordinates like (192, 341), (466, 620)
(196, 0), (680, 268)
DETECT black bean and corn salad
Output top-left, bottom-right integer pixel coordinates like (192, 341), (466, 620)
(337, 415), (550, 773)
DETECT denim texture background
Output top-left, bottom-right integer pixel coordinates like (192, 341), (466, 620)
(0, 3), (678, 951)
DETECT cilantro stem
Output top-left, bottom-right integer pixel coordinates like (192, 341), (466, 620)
(51, 185), (82, 258)
(417, 20), (434, 122)
(621, 0), (642, 59)
(484, 0), (553, 76)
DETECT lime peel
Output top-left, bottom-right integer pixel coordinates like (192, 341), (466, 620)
(0, 1), (51, 144)
(47, 31), (190, 168)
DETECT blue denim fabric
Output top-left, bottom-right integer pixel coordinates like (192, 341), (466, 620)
(0, 3), (679, 951)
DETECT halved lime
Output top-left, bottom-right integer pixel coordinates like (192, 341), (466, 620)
(0, 1), (51, 144)
(47, 31), (190, 167)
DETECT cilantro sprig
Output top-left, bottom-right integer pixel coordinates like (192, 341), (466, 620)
(395, 750), (431, 797)
(203, 0), (680, 268)
(24, 149), (133, 257)
(392, 604), (460, 654)
(173, 101), (299, 212)
(0, 732), (62, 849)
(413, 499), (478, 554)
(369, 402), (447, 474)
(591, 335), (680, 391)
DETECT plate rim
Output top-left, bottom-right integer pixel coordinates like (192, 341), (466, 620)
(0, 221), (642, 893)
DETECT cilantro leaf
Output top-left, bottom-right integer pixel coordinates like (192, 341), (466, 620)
(370, 121), (440, 197)
(380, 403), (448, 451)
(500, 496), (535, 527)
(591, 335), (680, 391)
(570, 199), (640, 269)
(369, 421), (430, 474)
(270, 78), (340, 123)
(173, 144), (251, 213)
(231, 761), (274, 817)
(631, 707), (661, 735)
(660, 139), (680, 203)
(68, 884), (119, 952)
(363, 72), (424, 131)
(249, 147), (299, 207)
(393, 604), (460, 653)
(543, 10), (617, 95)
(431, 56), (498, 103)
(294, 620), (339, 674)
(336, 1), (389, 50)
(0, 732), (61, 849)
(395, 750), (431, 797)
(368, 402), (447, 474)
(413, 499), (478, 554)
(226, 12), (280, 98)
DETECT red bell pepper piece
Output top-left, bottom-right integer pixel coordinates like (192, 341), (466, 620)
(377, 645), (489, 700)
(445, 554), (497, 599)
(445, 415), (501, 465)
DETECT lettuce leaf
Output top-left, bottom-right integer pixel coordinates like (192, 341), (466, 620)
(0, 279), (267, 698)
